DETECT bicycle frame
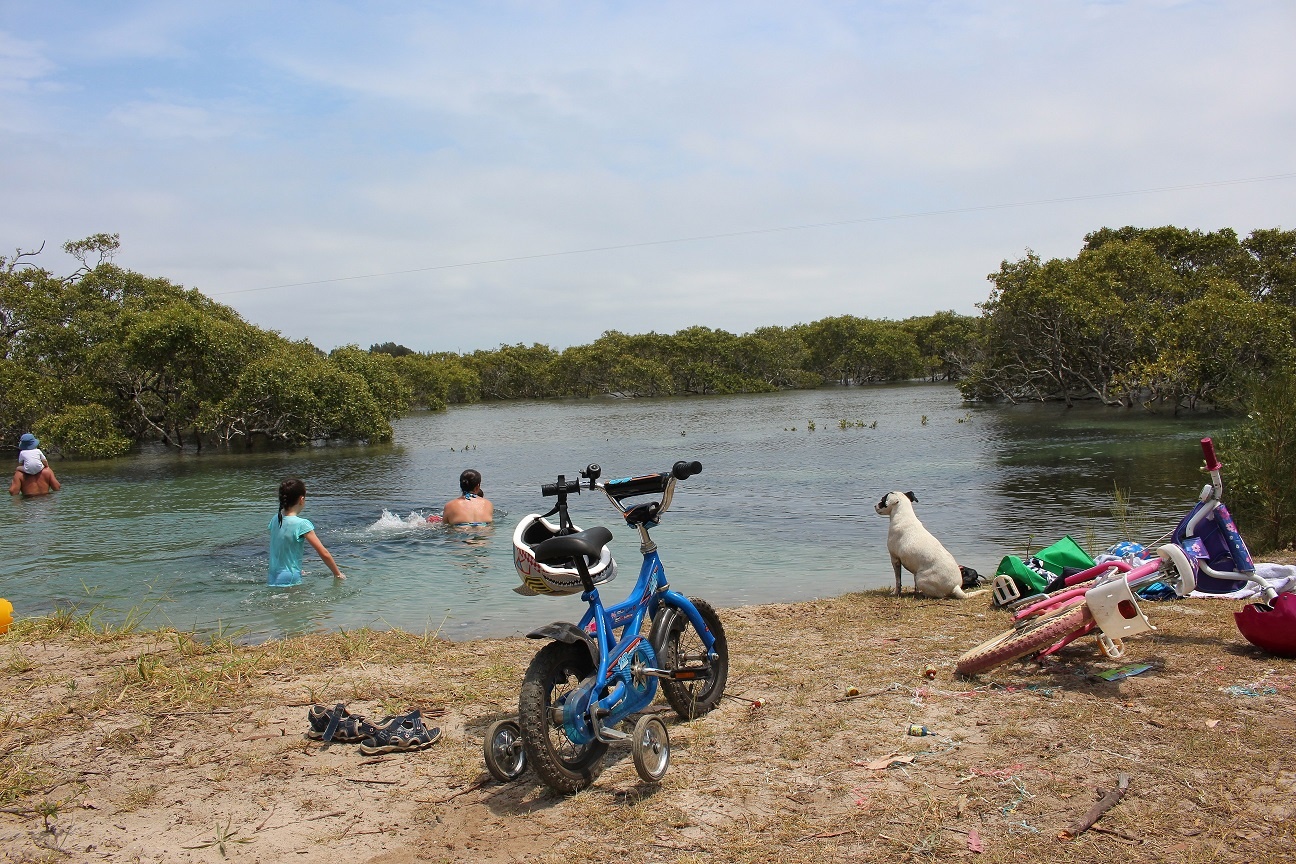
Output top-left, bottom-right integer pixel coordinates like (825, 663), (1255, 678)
(1010, 437), (1275, 654)
(960, 437), (1278, 675)
(531, 466), (720, 745)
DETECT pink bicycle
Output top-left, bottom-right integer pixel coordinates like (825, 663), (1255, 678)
(956, 437), (1265, 676)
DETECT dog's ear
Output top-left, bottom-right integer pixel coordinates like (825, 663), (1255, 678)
(905, 491), (917, 503)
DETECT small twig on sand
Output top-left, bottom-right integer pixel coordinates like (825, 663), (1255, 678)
(306, 810), (349, 822)
(427, 779), (488, 804)
(1088, 825), (1141, 843)
(797, 829), (854, 841)
(1060, 773), (1130, 839)
(834, 685), (900, 703)
(345, 777), (400, 785)
(255, 805), (277, 832)
(242, 731), (285, 741)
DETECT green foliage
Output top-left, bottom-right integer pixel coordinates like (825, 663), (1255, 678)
(33, 403), (132, 459)
(203, 344), (396, 445)
(385, 315), (969, 404)
(1225, 375), (1296, 552)
(963, 226), (1296, 411)
(2, 237), (410, 454)
(368, 341), (415, 357)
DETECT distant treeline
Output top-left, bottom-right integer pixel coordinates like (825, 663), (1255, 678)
(368, 311), (976, 409)
(4, 225), (1295, 457)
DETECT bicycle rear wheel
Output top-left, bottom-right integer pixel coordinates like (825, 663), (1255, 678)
(956, 604), (1093, 676)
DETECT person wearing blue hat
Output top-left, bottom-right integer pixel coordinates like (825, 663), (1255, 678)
(17, 433), (48, 476)
(9, 433), (60, 497)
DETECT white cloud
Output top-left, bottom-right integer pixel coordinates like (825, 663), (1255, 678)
(0, 29), (56, 91)
(108, 99), (246, 140)
(1, 1), (1294, 352)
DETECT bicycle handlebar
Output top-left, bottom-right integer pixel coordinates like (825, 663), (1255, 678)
(541, 477), (582, 497)
(1201, 437), (1222, 472)
(602, 460), (703, 501)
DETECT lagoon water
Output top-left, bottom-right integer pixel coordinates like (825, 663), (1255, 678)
(1, 384), (1234, 642)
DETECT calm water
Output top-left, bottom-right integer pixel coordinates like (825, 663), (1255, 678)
(1, 384), (1235, 641)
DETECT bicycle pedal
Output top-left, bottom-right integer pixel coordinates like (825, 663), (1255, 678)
(669, 667), (712, 681)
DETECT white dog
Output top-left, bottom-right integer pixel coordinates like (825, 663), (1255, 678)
(874, 491), (966, 599)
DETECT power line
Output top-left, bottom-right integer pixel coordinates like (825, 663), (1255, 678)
(211, 171), (1296, 297)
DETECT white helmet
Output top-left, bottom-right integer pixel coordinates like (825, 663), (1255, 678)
(512, 514), (617, 596)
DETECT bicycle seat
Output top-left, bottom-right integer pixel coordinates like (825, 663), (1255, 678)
(533, 526), (613, 566)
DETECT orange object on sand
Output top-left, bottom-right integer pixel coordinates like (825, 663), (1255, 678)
(0, 598), (12, 635)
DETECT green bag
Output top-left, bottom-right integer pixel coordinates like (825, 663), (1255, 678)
(995, 555), (1050, 594)
(1033, 535), (1095, 576)
(995, 536), (1096, 596)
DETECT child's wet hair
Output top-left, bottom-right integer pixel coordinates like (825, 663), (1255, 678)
(278, 478), (306, 524)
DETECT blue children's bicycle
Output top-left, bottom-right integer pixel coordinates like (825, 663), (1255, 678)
(483, 460), (729, 793)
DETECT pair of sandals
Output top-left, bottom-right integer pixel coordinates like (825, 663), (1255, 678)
(306, 703), (442, 755)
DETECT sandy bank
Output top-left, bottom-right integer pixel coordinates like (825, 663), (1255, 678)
(1, 590), (1293, 863)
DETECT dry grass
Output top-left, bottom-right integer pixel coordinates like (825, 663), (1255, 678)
(0, 591), (1293, 863)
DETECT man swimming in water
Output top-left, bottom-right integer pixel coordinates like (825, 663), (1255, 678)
(440, 468), (493, 525)
(9, 465), (60, 497)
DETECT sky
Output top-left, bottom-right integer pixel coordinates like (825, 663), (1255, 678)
(2, 1), (1293, 353)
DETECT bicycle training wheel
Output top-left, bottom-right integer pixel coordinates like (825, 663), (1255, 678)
(956, 604), (1093, 676)
(483, 718), (527, 783)
(650, 598), (729, 720)
(518, 641), (607, 794)
(631, 715), (670, 783)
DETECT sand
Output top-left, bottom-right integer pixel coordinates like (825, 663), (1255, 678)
(2, 588), (1293, 863)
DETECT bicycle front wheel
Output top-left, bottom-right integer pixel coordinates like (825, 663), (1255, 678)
(518, 640), (607, 794)
(650, 598), (729, 720)
(956, 604), (1093, 676)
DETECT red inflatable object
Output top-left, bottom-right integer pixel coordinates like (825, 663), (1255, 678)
(1235, 592), (1296, 658)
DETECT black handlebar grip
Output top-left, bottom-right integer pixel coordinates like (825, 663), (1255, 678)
(672, 460), (702, 480)
(541, 478), (582, 497)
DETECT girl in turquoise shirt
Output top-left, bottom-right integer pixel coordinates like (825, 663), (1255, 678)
(268, 478), (346, 586)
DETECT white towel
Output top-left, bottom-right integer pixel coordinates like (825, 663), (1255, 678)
(1188, 562), (1296, 600)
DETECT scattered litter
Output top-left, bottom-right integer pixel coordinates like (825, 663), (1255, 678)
(1205, 719), (1220, 729)
(967, 827), (984, 853)
(1092, 663), (1154, 682)
(922, 664), (938, 680)
(1026, 684), (1055, 697)
(861, 753), (916, 771)
(907, 724), (931, 737)
(723, 693), (767, 710)
(1000, 776), (1034, 815)
(1220, 685), (1278, 698)
(834, 683), (903, 703)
